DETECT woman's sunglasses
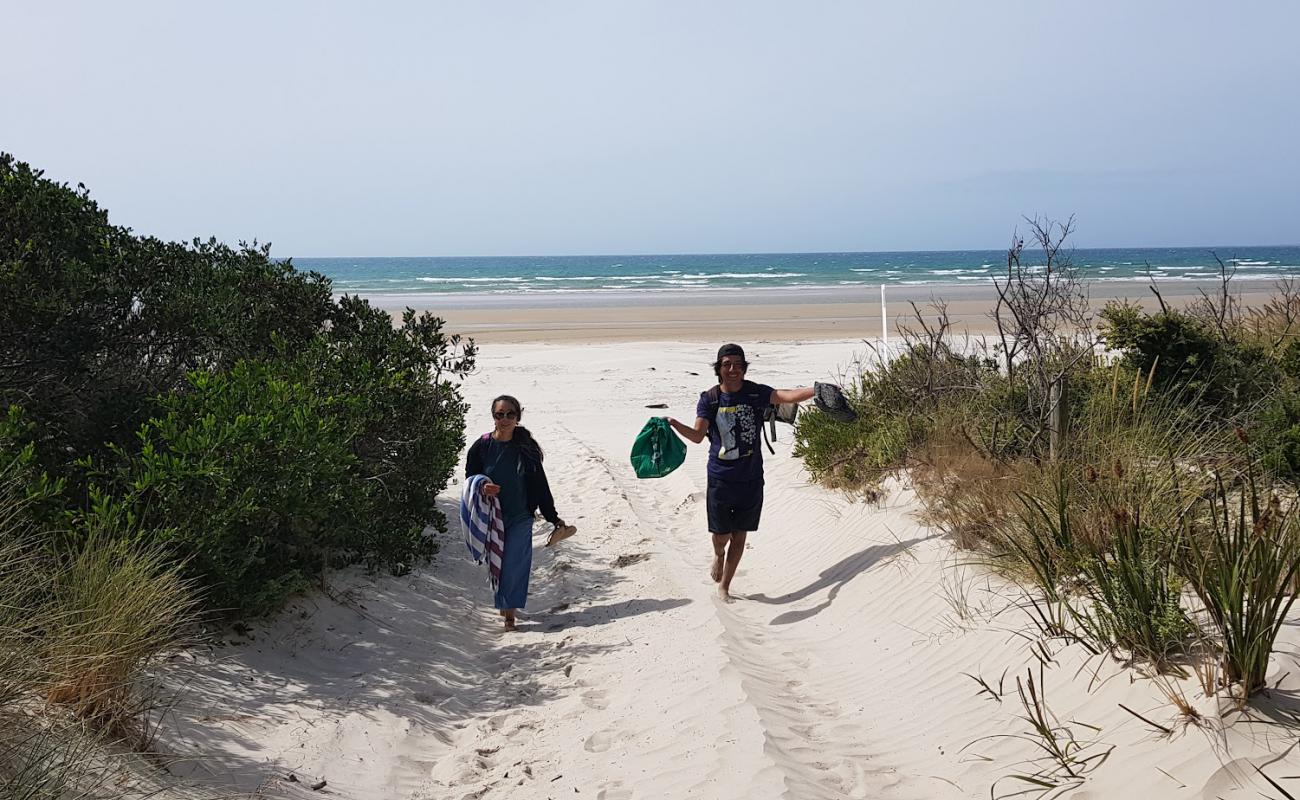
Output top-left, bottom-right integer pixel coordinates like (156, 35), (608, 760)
(493, 411), (518, 420)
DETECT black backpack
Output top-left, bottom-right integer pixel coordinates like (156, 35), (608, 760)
(704, 384), (799, 455)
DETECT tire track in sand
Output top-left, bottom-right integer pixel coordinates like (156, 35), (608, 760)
(557, 417), (896, 799)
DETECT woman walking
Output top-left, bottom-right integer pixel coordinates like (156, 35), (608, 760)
(465, 395), (575, 631)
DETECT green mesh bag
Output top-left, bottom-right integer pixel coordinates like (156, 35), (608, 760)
(630, 417), (687, 479)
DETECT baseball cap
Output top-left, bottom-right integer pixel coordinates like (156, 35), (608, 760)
(716, 343), (746, 363)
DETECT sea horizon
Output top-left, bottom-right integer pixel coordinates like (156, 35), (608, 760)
(293, 245), (1300, 297)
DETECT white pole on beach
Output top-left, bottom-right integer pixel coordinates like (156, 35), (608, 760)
(880, 284), (887, 350)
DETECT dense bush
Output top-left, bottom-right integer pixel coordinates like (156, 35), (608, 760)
(793, 376), (916, 490)
(0, 149), (476, 780)
(75, 302), (477, 615)
(1, 153), (334, 474)
(1100, 302), (1278, 407)
(1, 152), (476, 619)
(81, 361), (364, 615)
(294, 297), (476, 570)
(1101, 289), (1300, 485)
(794, 342), (994, 489)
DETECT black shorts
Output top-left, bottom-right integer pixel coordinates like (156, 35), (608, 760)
(706, 477), (763, 534)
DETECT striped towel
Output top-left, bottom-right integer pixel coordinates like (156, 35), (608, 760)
(460, 474), (504, 590)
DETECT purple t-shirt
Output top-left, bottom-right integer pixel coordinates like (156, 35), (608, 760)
(696, 381), (774, 482)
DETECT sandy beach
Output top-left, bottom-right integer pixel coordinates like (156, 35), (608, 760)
(9, 2), (1299, 795)
(157, 330), (1300, 799)
(367, 279), (1285, 343)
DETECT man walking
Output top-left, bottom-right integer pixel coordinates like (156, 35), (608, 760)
(666, 344), (814, 602)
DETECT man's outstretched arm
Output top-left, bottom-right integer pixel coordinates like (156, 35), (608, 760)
(771, 386), (815, 404)
(667, 416), (709, 445)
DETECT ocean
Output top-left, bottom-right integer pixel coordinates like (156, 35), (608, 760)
(294, 246), (1300, 297)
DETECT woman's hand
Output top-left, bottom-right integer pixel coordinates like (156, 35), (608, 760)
(481, 482), (501, 498)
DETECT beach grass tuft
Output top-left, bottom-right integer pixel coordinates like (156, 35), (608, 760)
(1179, 473), (1300, 704)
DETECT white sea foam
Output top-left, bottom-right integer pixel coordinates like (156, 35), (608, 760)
(1095, 273), (1288, 282)
(534, 274), (664, 282)
(676, 271), (807, 279)
(417, 276), (524, 283)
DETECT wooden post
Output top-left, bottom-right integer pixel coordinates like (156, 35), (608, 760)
(1049, 378), (1068, 461)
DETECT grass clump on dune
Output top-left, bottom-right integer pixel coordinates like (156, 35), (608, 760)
(0, 453), (198, 796)
(1180, 471), (1300, 703)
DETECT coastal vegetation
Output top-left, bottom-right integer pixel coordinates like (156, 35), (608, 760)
(0, 153), (475, 793)
(795, 218), (1300, 707)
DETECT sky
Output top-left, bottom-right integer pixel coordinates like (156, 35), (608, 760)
(3, 1), (1298, 256)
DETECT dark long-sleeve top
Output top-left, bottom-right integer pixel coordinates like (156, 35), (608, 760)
(465, 434), (561, 525)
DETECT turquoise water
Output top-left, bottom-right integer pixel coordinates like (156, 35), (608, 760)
(295, 246), (1300, 296)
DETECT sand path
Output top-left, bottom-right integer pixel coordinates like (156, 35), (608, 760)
(162, 341), (1300, 799)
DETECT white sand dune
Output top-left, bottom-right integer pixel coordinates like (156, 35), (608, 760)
(160, 340), (1300, 799)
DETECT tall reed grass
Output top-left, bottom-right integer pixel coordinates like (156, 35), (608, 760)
(1180, 474), (1300, 702)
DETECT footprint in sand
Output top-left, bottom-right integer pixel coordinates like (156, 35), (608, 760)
(581, 688), (609, 710)
(612, 552), (651, 568)
(597, 786), (633, 800)
(584, 730), (614, 753)
(486, 709), (540, 735)
(676, 491), (705, 510)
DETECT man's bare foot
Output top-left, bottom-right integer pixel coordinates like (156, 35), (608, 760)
(717, 585), (734, 603)
(710, 556), (724, 583)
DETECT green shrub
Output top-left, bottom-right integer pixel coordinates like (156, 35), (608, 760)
(1100, 301), (1279, 409)
(952, 370), (1228, 667)
(794, 395), (915, 490)
(296, 298), (476, 569)
(81, 361), (363, 615)
(79, 301), (478, 615)
(1255, 390), (1300, 483)
(1, 153), (333, 474)
(3, 154), (476, 619)
(794, 343), (989, 490)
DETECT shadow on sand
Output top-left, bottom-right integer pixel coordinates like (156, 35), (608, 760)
(748, 535), (933, 625)
(156, 496), (685, 795)
(531, 597), (692, 632)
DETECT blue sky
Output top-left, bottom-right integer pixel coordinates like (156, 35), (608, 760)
(4, 2), (1297, 256)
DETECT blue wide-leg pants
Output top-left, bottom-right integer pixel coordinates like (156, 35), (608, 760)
(494, 517), (534, 609)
